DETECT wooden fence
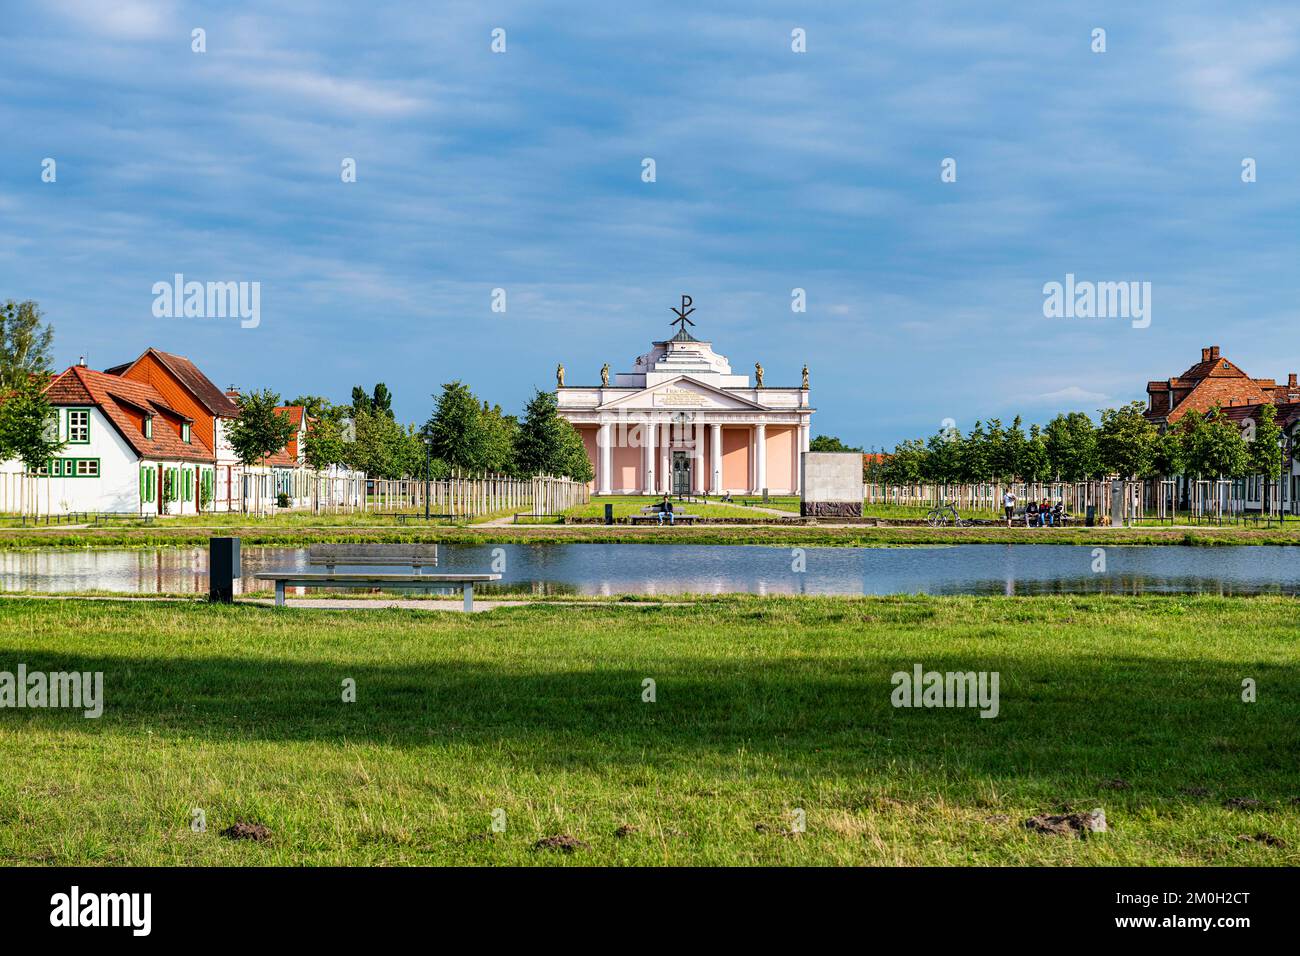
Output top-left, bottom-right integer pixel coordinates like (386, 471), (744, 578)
(366, 473), (588, 518)
(864, 481), (1147, 522)
(1, 469), (587, 520)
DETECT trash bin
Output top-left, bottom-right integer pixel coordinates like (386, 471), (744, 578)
(209, 537), (240, 603)
(1085, 505), (1096, 527)
(604, 503), (614, 525)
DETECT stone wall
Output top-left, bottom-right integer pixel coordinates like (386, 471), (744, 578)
(800, 452), (863, 517)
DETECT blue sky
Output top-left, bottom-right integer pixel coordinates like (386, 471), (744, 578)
(3, 1), (1300, 448)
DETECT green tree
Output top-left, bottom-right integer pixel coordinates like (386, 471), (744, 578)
(514, 389), (567, 476)
(961, 421), (990, 482)
(923, 426), (963, 486)
(286, 395), (337, 422)
(0, 373), (65, 472)
(809, 435), (862, 453)
(882, 439), (927, 485)
(0, 300), (55, 390)
(1181, 408), (1248, 480)
(1044, 412), (1099, 481)
(478, 402), (517, 474)
(1246, 403), (1284, 513)
(226, 390), (297, 466)
(303, 416), (346, 469)
(1097, 401), (1159, 479)
(345, 406), (410, 479)
(426, 381), (492, 471)
(984, 417), (1020, 482)
(1021, 424), (1050, 482)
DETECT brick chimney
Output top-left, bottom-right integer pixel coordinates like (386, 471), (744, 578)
(1210, 345), (1220, 360)
(1290, 373), (1297, 388)
(1201, 347), (1210, 362)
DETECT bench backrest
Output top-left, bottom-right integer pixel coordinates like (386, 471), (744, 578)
(308, 543), (439, 569)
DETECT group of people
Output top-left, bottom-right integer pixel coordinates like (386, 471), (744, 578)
(1002, 492), (1066, 527)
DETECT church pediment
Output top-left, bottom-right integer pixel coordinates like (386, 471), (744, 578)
(598, 376), (766, 411)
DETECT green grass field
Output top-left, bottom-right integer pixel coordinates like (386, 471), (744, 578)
(562, 495), (796, 519)
(0, 595), (1296, 866)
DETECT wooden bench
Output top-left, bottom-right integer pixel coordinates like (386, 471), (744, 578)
(630, 508), (703, 525)
(256, 544), (501, 610)
(309, 543), (440, 572)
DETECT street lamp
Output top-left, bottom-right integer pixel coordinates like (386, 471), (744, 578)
(424, 435), (432, 520)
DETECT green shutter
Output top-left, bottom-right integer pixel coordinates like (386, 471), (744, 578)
(184, 469), (192, 499)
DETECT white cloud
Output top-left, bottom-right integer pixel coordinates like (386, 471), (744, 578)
(1168, 13), (1299, 122)
(1032, 385), (1111, 407)
(50, 0), (174, 40)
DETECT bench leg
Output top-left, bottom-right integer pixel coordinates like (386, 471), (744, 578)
(463, 583), (473, 612)
(275, 581), (285, 607)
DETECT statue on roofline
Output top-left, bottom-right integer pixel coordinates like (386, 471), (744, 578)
(601, 363), (610, 386)
(755, 362), (764, 388)
(802, 364), (809, 390)
(556, 363), (565, 388)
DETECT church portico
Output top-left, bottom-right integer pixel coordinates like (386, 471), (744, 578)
(557, 299), (814, 495)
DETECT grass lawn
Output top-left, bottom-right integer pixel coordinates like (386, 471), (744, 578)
(562, 495), (790, 520)
(0, 595), (1296, 866)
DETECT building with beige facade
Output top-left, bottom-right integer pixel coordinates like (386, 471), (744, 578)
(556, 314), (813, 495)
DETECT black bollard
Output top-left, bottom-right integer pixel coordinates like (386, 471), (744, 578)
(604, 503), (614, 525)
(209, 537), (241, 603)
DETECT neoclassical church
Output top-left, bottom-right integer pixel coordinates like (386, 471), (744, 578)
(556, 300), (814, 495)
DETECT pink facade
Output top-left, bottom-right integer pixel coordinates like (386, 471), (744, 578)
(721, 427), (750, 490)
(765, 425), (796, 492)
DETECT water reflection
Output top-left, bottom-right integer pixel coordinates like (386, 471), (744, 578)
(0, 544), (1297, 597)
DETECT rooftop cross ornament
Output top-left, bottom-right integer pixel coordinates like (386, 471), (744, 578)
(669, 294), (695, 336)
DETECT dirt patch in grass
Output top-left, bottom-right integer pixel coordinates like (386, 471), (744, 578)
(532, 834), (589, 853)
(220, 822), (272, 842)
(1024, 809), (1107, 837)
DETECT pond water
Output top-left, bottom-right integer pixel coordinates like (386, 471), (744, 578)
(1, 544), (1298, 597)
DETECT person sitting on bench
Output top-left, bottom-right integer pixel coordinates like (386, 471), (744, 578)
(1025, 500), (1039, 527)
(657, 494), (675, 525)
(1051, 501), (1064, 525)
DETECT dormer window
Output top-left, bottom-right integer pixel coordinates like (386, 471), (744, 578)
(144, 415), (153, 439)
(182, 422), (191, 443)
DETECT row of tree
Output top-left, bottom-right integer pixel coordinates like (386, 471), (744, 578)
(232, 381), (595, 482)
(0, 299), (593, 483)
(860, 402), (1284, 487)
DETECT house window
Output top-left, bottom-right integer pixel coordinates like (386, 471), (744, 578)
(144, 416), (153, 439)
(182, 422), (191, 443)
(68, 409), (90, 443)
(75, 459), (100, 477)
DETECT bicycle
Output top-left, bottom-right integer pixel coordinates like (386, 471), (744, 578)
(925, 502), (968, 527)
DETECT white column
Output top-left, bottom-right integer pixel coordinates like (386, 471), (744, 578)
(797, 421), (810, 494)
(643, 417), (656, 494)
(710, 423), (722, 494)
(693, 422), (705, 494)
(660, 423), (671, 494)
(755, 422), (767, 494)
(598, 422), (612, 495)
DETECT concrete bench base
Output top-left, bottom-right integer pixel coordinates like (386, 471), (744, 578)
(253, 572), (502, 610)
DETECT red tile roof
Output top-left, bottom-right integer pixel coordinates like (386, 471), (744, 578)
(47, 366), (211, 463)
(1145, 346), (1298, 423)
(106, 348), (240, 418)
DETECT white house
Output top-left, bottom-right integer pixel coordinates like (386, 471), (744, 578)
(15, 362), (215, 515)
